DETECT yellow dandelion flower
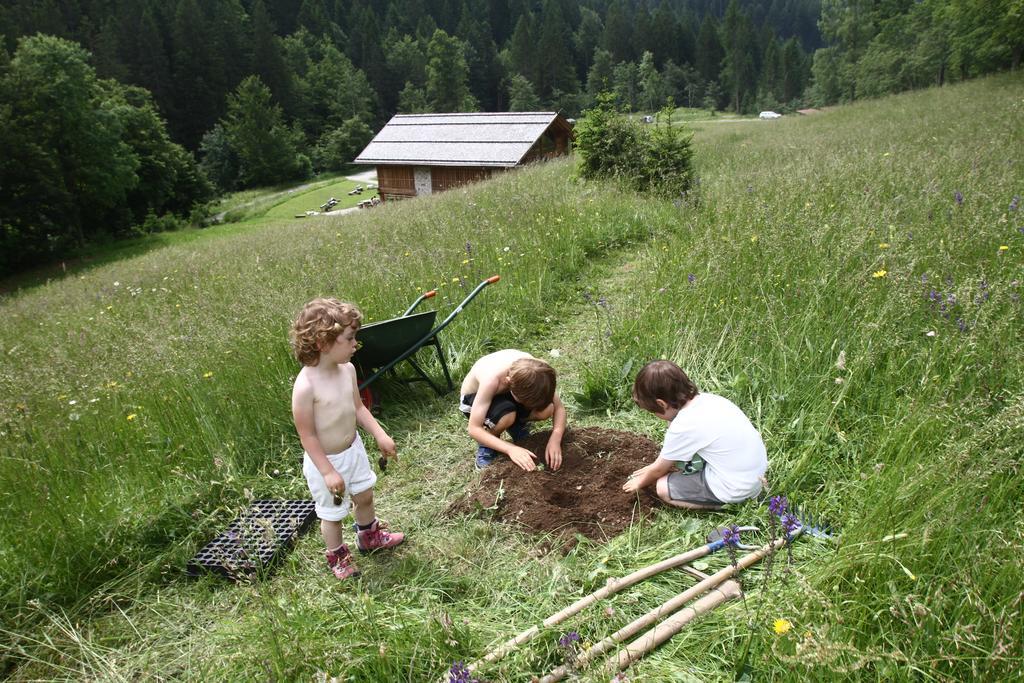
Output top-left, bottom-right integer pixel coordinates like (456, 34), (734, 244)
(878, 243), (889, 249)
(872, 269), (887, 278)
(773, 618), (793, 635)
(461, 259), (470, 264)
(999, 245), (1009, 251)
(751, 234), (758, 242)
(451, 277), (460, 283)
(203, 372), (214, 378)
(126, 413), (137, 421)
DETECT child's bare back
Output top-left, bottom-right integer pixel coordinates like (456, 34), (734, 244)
(459, 349), (533, 397)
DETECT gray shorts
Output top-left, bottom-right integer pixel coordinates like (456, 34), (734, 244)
(666, 466), (724, 506)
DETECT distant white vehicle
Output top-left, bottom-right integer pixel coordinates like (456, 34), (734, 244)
(759, 111), (782, 119)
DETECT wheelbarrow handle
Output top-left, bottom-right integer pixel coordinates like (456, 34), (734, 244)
(402, 289), (438, 317)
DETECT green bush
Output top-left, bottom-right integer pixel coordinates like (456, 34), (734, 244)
(574, 93), (695, 199)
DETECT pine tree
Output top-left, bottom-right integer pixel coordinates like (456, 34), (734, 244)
(425, 28), (476, 111)
(602, 0), (634, 63)
(250, 0), (294, 115)
(535, 0), (578, 102)
(695, 13), (723, 85)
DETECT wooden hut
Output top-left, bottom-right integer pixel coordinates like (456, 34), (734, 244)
(354, 112), (574, 202)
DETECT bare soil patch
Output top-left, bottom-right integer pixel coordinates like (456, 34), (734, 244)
(450, 427), (661, 551)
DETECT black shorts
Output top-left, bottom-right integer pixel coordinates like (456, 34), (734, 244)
(459, 392), (531, 430)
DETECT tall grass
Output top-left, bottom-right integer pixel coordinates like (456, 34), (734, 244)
(576, 72), (1024, 679)
(1, 73), (1022, 681)
(0, 158), (677, 618)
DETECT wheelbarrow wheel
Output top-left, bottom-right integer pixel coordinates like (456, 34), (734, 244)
(358, 386), (377, 412)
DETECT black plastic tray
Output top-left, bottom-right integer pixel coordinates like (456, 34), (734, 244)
(187, 499), (317, 580)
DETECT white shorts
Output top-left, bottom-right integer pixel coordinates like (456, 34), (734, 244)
(303, 433), (377, 521)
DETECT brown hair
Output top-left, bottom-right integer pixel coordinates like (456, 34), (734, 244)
(290, 298), (362, 366)
(508, 358), (556, 411)
(632, 360), (699, 412)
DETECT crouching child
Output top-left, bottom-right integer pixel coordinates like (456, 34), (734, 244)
(623, 360), (767, 509)
(459, 349), (567, 471)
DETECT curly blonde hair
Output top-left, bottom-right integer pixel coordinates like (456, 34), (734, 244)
(290, 298), (362, 366)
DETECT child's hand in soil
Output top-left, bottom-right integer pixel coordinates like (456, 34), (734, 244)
(508, 445), (538, 471)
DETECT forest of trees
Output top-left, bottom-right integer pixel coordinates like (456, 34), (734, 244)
(1, 0), (1021, 275)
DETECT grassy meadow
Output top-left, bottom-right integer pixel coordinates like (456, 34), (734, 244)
(1, 73), (1023, 681)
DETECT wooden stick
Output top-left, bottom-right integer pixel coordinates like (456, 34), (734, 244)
(609, 533), (798, 674)
(608, 580), (742, 673)
(540, 534), (794, 682)
(466, 541), (726, 673)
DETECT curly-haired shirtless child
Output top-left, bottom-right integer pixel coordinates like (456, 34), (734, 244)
(290, 298), (405, 580)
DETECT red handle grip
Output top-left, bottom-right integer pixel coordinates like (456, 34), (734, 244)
(424, 290), (437, 299)
(486, 275), (501, 284)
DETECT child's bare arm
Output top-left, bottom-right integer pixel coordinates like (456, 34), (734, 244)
(544, 394), (567, 469)
(292, 376), (345, 494)
(351, 370), (396, 459)
(623, 457), (675, 493)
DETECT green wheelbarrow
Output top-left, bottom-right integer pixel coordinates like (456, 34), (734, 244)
(353, 276), (500, 410)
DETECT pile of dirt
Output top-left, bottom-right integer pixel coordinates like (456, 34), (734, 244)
(450, 427), (662, 551)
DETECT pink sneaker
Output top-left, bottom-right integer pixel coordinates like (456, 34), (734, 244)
(326, 544), (361, 580)
(354, 518), (405, 554)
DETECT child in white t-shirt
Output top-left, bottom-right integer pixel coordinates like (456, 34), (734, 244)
(623, 360), (767, 509)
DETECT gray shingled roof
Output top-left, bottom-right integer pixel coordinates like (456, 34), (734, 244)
(354, 112), (563, 167)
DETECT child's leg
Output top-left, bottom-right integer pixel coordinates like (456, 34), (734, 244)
(488, 411), (518, 437)
(655, 473), (724, 511)
(351, 487), (405, 553)
(350, 488), (376, 527)
(527, 402), (554, 422)
(320, 519), (344, 549)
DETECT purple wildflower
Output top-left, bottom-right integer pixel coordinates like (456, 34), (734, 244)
(687, 274), (696, 285)
(781, 514), (799, 535)
(977, 279), (989, 304)
(768, 495), (788, 517)
(448, 661), (478, 683)
(920, 273), (927, 284)
(559, 631), (581, 648)
(928, 289), (939, 302)
(1010, 196), (1020, 212)
(957, 317), (967, 333)
(721, 525), (741, 546)
(954, 190), (964, 205)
